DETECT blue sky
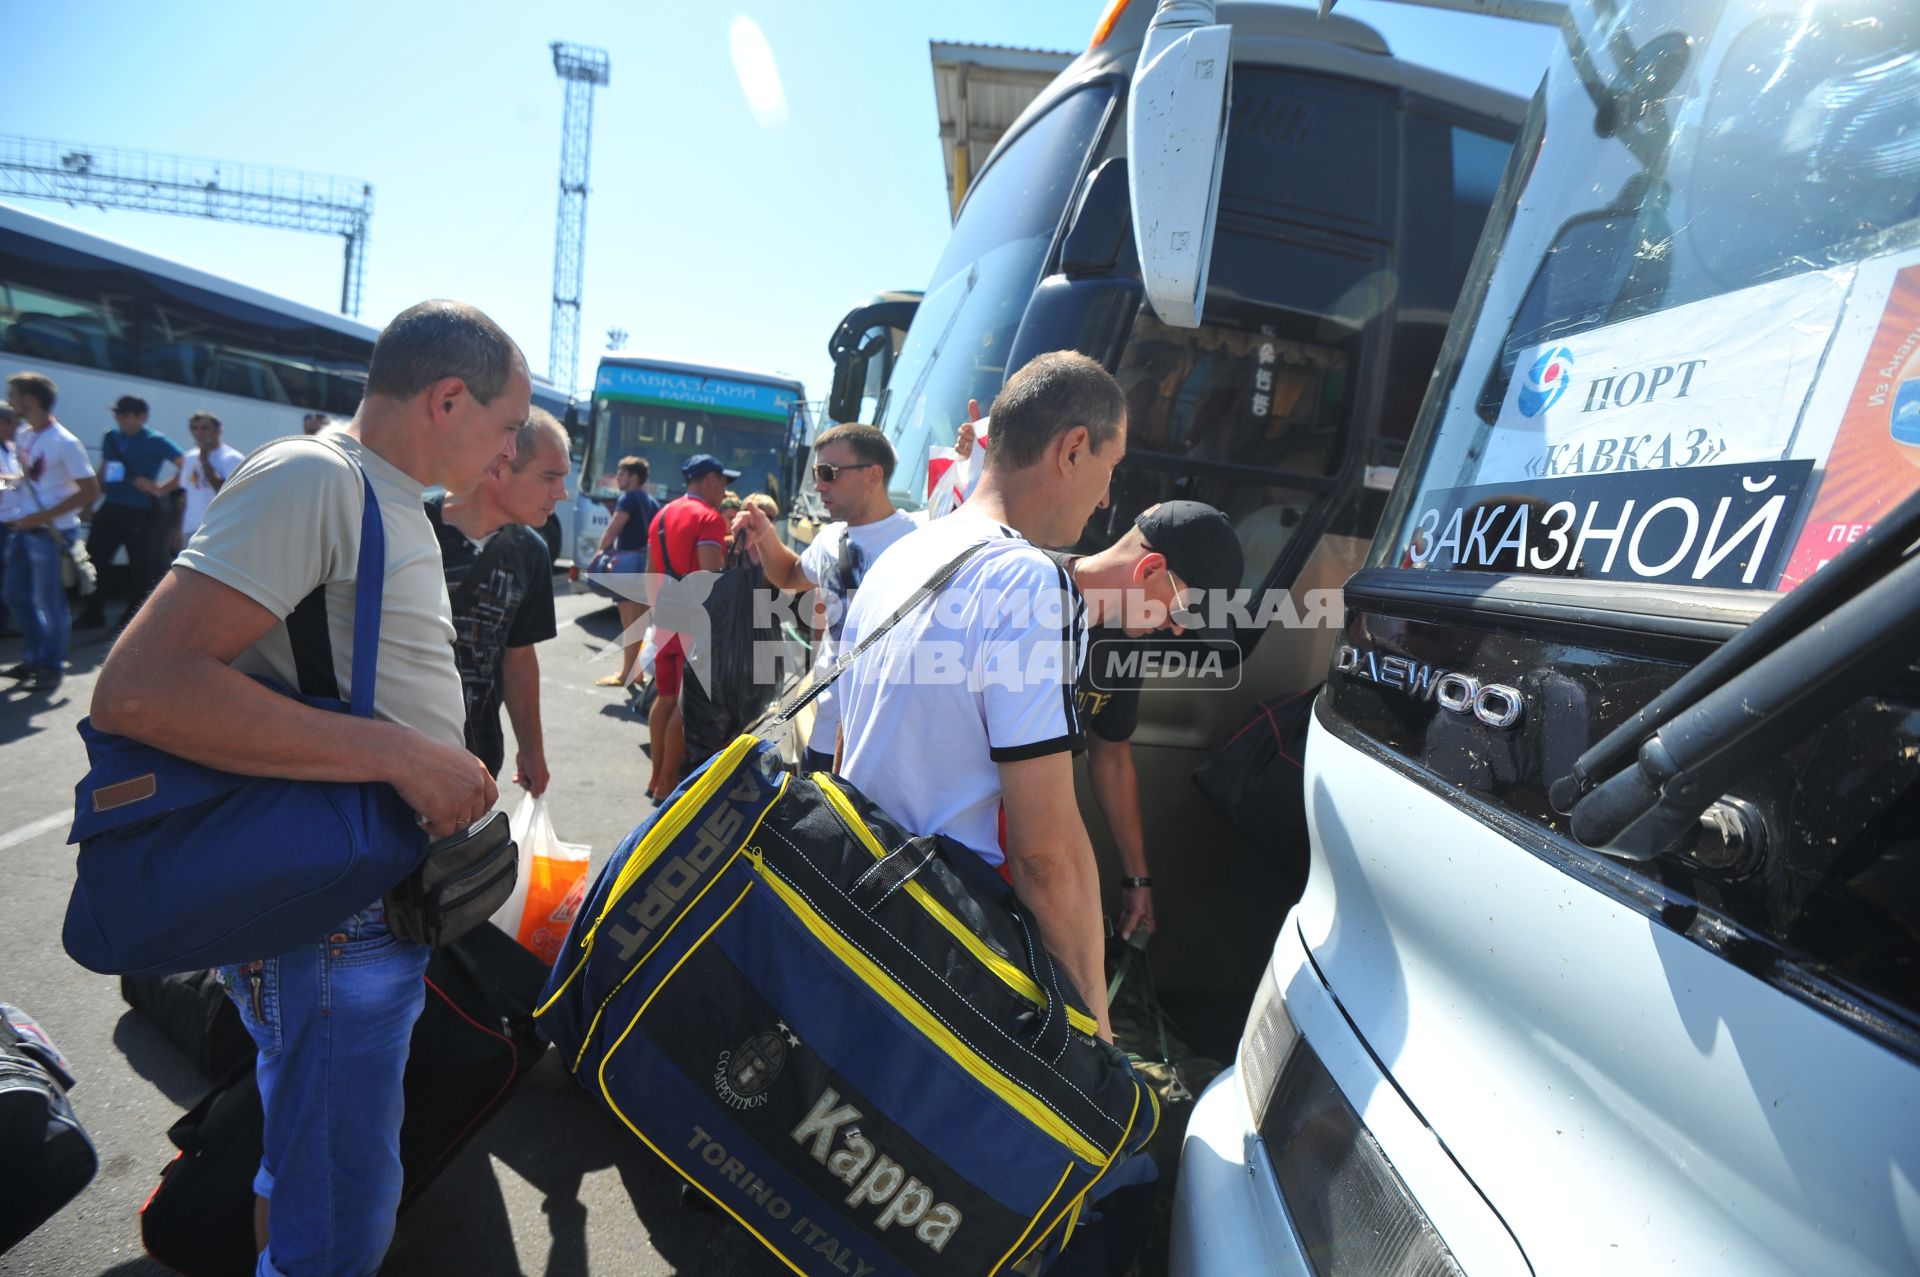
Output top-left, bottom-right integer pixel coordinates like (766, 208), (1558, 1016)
(7, 1), (1555, 404)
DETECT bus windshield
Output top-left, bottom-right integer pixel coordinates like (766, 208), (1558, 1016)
(583, 361), (801, 505)
(1389, 0), (1920, 596)
(878, 81), (1115, 506)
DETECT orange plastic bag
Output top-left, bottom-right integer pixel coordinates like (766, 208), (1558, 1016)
(489, 793), (591, 966)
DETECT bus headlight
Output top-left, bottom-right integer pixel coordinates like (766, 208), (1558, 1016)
(1239, 960), (1299, 1126)
(1238, 959), (1463, 1275)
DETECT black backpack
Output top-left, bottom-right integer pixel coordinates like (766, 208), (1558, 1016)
(1190, 686), (1320, 877)
(0, 1003), (98, 1255)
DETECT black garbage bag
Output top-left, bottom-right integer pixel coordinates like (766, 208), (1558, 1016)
(680, 545), (792, 768)
(1190, 686), (1319, 870)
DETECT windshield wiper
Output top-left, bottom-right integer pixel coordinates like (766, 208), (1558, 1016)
(1551, 485), (1920, 861)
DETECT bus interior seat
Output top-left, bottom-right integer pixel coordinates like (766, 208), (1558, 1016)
(11, 314), (93, 366)
(140, 342), (212, 388)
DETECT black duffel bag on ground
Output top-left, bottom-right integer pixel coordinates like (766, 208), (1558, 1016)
(119, 969), (255, 1082)
(1190, 685), (1318, 873)
(0, 1002), (98, 1255)
(138, 924), (550, 1276)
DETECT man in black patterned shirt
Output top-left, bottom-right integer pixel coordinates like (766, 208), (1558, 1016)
(427, 407), (569, 792)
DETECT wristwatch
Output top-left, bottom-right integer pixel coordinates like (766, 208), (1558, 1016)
(1119, 876), (1153, 889)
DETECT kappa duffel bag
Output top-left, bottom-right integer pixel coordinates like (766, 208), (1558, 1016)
(537, 735), (1157, 1277)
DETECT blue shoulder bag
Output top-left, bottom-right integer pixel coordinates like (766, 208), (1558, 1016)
(63, 462), (429, 976)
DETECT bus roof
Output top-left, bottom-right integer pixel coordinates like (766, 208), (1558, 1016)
(594, 352), (805, 394)
(0, 201), (382, 344)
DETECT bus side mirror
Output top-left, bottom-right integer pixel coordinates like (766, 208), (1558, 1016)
(825, 296), (920, 424)
(1127, 1), (1232, 329)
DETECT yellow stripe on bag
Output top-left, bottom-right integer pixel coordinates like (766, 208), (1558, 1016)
(538, 735), (763, 1020)
(756, 858), (1108, 1166)
(1017, 1082), (1142, 1267)
(989, 1162), (1077, 1276)
(597, 735), (763, 925)
(560, 772), (791, 1070)
(812, 775), (1101, 1039)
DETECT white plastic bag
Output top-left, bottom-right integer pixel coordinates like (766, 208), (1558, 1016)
(489, 792), (592, 965)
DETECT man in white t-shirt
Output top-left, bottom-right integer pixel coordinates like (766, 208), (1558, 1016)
(162, 410), (247, 545)
(3, 370), (102, 691)
(91, 300), (529, 1277)
(836, 350), (1128, 1040)
(732, 422), (939, 770)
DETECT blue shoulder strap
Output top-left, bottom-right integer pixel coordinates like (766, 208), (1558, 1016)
(348, 466), (384, 719)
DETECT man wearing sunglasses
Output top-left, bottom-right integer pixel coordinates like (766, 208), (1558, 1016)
(1043, 500), (1242, 944)
(732, 422), (926, 772)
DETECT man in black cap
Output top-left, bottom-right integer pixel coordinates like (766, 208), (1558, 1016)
(1045, 500), (1243, 942)
(642, 452), (740, 800)
(78, 394), (184, 629)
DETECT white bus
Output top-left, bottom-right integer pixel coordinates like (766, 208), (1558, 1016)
(0, 202), (580, 553)
(1174, 0), (1920, 1273)
(569, 354), (809, 571)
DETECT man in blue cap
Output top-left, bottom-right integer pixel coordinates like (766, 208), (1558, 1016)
(643, 452), (739, 800)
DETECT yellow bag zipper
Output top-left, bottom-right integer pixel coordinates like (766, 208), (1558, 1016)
(812, 775), (1100, 1038)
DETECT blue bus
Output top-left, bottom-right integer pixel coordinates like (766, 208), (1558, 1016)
(569, 354), (809, 568)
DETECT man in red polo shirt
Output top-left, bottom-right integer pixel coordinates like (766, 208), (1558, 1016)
(644, 453), (736, 800)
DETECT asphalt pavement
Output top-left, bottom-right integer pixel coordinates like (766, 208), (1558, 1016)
(0, 588), (790, 1276)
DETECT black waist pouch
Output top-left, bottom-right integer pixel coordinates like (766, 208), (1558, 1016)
(385, 811), (517, 948)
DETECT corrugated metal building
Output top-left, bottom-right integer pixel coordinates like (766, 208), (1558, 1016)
(928, 41), (1075, 219)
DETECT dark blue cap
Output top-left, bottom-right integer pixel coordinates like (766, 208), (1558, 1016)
(681, 453), (742, 481)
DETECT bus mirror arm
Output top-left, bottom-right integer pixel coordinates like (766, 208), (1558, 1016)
(1567, 548), (1920, 862)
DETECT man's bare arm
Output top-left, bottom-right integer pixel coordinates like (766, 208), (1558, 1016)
(732, 505), (810, 592)
(998, 751), (1112, 1041)
(597, 510), (629, 556)
(502, 644), (548, 797)
(1087, 734), (1153, 940)
(696, 542), (726, 573)
(92, 567), (494, 837)
(18, 473), (100, 529)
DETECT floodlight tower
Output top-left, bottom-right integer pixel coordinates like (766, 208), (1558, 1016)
(549, 42), (610, 394)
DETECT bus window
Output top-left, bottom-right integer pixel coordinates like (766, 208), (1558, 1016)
(1218, 69), (1395, 235)
(1399, 4), (1920, 593)
(0, 227), (137, 374)
(1117, 308), (1349, 477)
(1386, 111), (1515, 447)
(1379, 0), (1920, 1026)
(140, 274), (329, 405)
(881, 82), (1116, 504)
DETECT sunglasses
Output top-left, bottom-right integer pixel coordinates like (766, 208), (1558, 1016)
(812, 460), (879, 484)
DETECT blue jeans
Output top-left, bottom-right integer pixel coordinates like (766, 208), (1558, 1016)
(220, 900), (429, 1277)
(2, 526), (68, 668)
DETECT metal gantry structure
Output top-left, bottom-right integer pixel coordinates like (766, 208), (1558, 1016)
(549, 42), (610, 394)
(0, 135), (374, 316)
